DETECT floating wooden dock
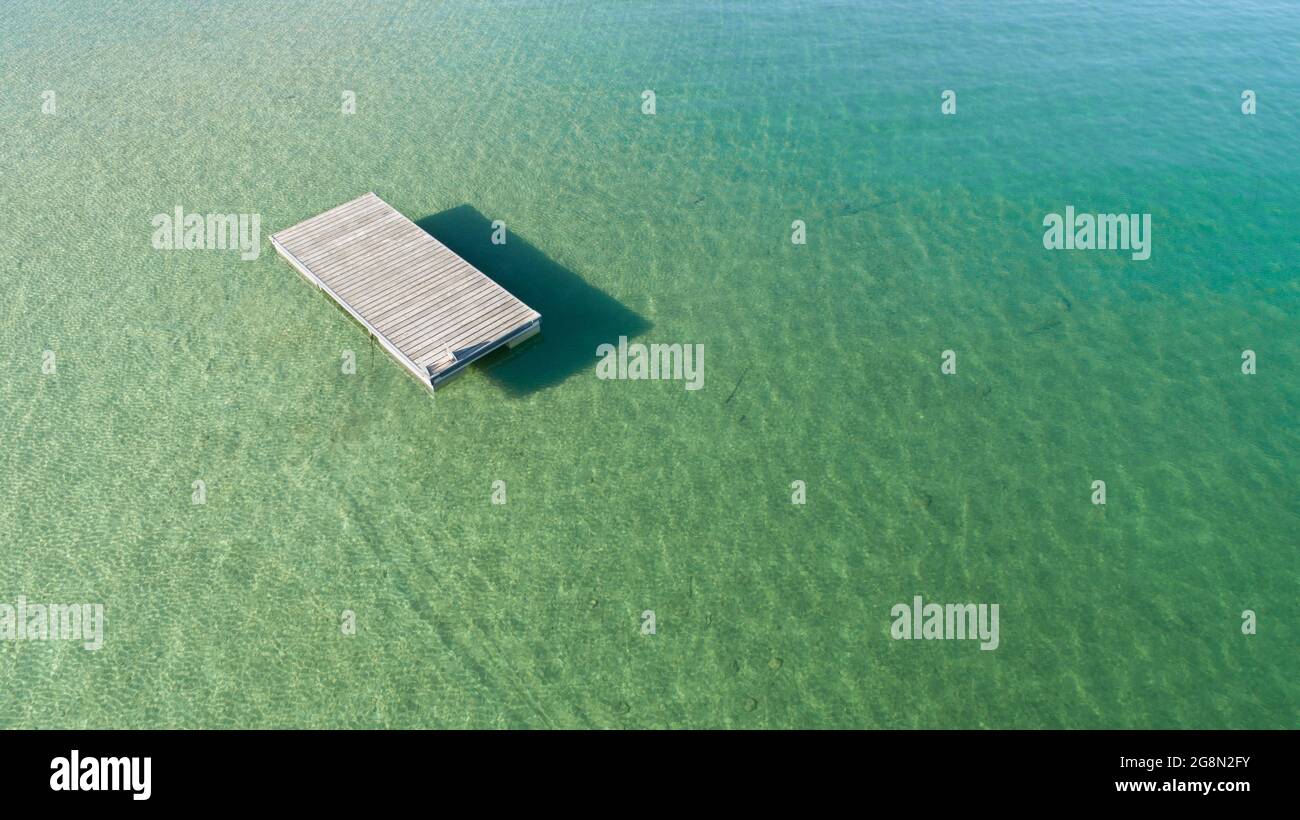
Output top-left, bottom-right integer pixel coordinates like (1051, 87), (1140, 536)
(270, 193), (540, 390)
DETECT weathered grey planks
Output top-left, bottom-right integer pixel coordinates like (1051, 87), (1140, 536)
(270, 193), (541, 390)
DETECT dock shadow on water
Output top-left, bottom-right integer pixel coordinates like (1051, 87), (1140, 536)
(417, 205), (650, 395)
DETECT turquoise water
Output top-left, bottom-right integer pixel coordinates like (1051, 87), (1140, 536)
(1, 0), (1296, 727)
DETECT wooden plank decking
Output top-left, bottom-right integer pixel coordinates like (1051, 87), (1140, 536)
(270, 193), (540, 390)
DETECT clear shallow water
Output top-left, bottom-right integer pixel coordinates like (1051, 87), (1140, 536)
(1, 1), (1296, 727)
